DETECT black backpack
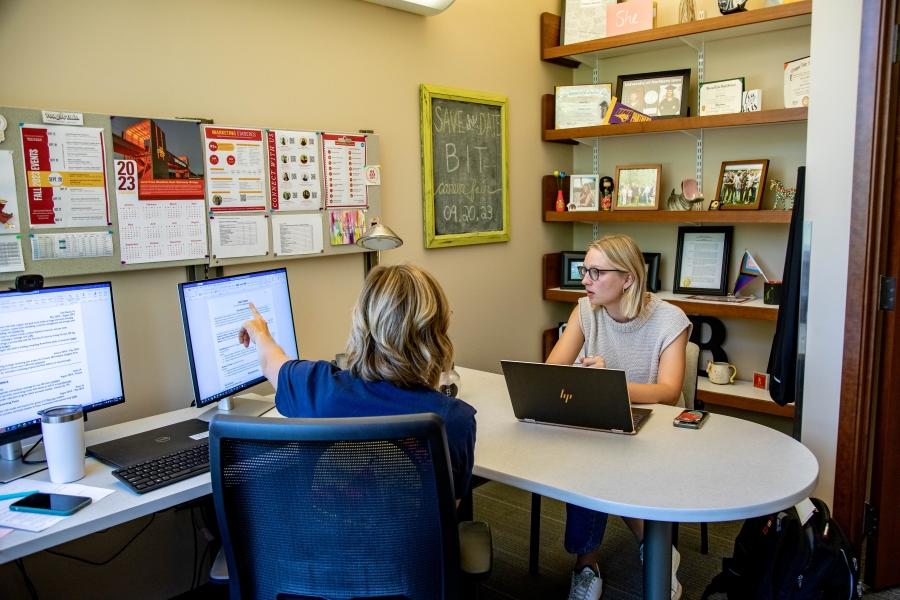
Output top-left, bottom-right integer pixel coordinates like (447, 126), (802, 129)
(701, 498), (863, 600)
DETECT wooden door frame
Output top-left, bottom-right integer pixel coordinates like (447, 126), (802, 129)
(834, 0), (899, 553)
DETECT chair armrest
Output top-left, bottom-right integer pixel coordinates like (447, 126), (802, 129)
(459, 521), (492, 580)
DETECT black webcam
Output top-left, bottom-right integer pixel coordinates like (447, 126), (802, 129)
(14, 274), (44, 293)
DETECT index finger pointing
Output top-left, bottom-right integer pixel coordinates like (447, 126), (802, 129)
(248, 302), (262, 318)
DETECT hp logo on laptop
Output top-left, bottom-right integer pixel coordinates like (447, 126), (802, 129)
(560, 389), (573, 403)
(156, 437), (171, 443)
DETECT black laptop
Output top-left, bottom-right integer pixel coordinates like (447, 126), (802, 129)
(500, 361), (652, 435)
(87, 419), (209, 469)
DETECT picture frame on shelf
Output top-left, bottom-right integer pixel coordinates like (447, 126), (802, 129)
(616, 69), (691, 119)
(561, 251), (588, 289)
(614, 164), (661, 210)
(643, 252), (661, 292)
(570, 174), (600, 211)
(715, 159), (769, 210)
(555, 84), (612, 129)
(673, 226), (733, 296)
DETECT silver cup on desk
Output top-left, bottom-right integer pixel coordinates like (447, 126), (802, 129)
(38, 405), (86, 483)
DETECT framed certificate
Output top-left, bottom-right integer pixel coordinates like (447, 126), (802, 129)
(616, 69), (690, 119)
(698, 78), (744, 116)
(784, 56), (811, 108)
(673, 226), (733, 295)
(555, 85), (612, 129)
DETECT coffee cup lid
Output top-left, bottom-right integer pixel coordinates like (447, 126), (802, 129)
(38, 405), (83, 423)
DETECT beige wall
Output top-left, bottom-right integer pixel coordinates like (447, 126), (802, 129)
(0, 0), (574, 432)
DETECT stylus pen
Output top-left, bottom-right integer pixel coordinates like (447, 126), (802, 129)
(0, 491), (39, 501)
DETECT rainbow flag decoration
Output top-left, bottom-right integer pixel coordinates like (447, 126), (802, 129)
(733, 250), (768, 296)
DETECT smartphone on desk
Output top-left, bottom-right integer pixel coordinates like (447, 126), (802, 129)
(10, 493), (92, 516)
(673, 410), (710, 429)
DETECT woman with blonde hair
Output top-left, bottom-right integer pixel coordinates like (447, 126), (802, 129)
(547, 234), (691, 600)
(238, 264), (477, 502)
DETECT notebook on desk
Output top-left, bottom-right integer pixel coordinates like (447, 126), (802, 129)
(500, 361), (652, 435)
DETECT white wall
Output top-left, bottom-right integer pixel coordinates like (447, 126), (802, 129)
(801, 0), (864, 506)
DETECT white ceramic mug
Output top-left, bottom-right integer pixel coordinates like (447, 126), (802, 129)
(38, 405), (86, 483)
(707, 361), (737, 385)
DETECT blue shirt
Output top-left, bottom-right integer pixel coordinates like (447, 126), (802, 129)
(276, 360), (477, 498)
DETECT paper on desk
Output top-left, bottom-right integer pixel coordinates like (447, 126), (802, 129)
(0, 527), (12, 540)
(0, 479), (115, 532)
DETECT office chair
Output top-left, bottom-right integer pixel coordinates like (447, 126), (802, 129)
(208, 413), (492, 600)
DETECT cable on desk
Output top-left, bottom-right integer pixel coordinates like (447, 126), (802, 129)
(21, 437), (46, 465)
(14, 558), (39, 600)
(190, 507), (199, 589)
(43, 513), (156, 566)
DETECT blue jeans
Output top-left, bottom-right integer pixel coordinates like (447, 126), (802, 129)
(565, 503), (609, 554)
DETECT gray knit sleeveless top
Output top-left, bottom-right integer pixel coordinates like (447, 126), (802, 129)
(578, 293), (693, 387)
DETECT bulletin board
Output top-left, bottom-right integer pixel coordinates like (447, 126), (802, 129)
(207, 131), (381, 269)
(0, 105), (382, 281)
(0, 106), (208, 281)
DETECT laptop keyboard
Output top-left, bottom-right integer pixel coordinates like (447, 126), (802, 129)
(632, 412), (647, 429)
(111, 443), (209, 494)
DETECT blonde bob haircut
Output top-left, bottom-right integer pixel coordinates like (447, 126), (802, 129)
(588, 234), (647, 320)
(346, 264), (454, 390)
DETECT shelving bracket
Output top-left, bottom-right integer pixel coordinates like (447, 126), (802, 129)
(678, 35), (704, 52)
(593, 57), (601, 207)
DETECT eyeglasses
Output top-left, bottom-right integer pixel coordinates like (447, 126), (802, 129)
(577, 266), (623, 281)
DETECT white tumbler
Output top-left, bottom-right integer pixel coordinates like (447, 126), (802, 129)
(38, 405), (85, 483)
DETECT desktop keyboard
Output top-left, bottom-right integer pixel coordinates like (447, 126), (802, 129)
(111, 443), (210, 494)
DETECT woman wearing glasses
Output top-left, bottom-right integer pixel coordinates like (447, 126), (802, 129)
(547, 234), (691, 600)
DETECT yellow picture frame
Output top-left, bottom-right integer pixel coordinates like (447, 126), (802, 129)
(420, 84), (510, 249)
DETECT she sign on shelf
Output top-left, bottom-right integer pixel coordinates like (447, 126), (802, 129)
(606, 0), (656, 37)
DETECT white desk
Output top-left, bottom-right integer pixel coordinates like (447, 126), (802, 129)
(0, 368), (818, 600)
(0, 397), (276, 565)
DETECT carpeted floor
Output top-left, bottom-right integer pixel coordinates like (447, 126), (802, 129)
(472, 481), (900, 600)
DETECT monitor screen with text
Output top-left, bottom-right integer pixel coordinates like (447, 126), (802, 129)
(179, 268), (298, 407)
(0, 283), (125, 436)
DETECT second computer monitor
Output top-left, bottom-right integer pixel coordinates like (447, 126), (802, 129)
(179, 268), (299, 408)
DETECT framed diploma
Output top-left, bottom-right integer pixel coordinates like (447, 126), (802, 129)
(555, 85), (612, 129)
(698, 78), (744, 116)
(784, 56), (810, 108)
(673, 226), (733, 296)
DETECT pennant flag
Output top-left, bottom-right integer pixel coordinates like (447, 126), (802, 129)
(602, 97), (654, 125)
(733, 250), (768, 296)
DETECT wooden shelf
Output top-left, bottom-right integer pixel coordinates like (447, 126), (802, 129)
(697, 378), (794, 418)
(543, 253), (779, 321)
(545, 210), (793, 224)
(540, 2), (812, 66)
(542, 94), (807, 143)
(541, 175), (793, 223)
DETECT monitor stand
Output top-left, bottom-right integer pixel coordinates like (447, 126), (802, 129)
(0, 440), (48, 483)
(197, 396), (274, 422)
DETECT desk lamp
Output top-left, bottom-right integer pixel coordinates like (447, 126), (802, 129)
(357, 223), (403, 274)
(360, 0), (455, 16)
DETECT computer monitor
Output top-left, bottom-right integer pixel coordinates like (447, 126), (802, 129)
(178, 268), (298, 420)
(0, 282), (125, 482)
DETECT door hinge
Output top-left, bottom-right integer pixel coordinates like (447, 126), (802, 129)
(863, 502), (880, 537)
(879, 276), (896, 310)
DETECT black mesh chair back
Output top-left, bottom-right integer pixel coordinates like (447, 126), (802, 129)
(209, 413), (461, 600)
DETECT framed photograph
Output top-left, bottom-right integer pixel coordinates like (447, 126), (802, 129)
(643, 252), (661, 292)
(673, 226), (733, 296)
(561, 251), (587, 289)
(715, 160), (769, 210)
(555, 84), (612, 129)
(570, 174), (600, 211)
(614, 164), (661, 210)
(616, 69), (691, 119)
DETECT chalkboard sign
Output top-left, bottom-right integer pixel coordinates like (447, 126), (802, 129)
(420, 85), (509, 248)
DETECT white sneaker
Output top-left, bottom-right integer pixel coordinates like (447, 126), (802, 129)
(568, 565), (603, 600)
(639, 544), (681, 600)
